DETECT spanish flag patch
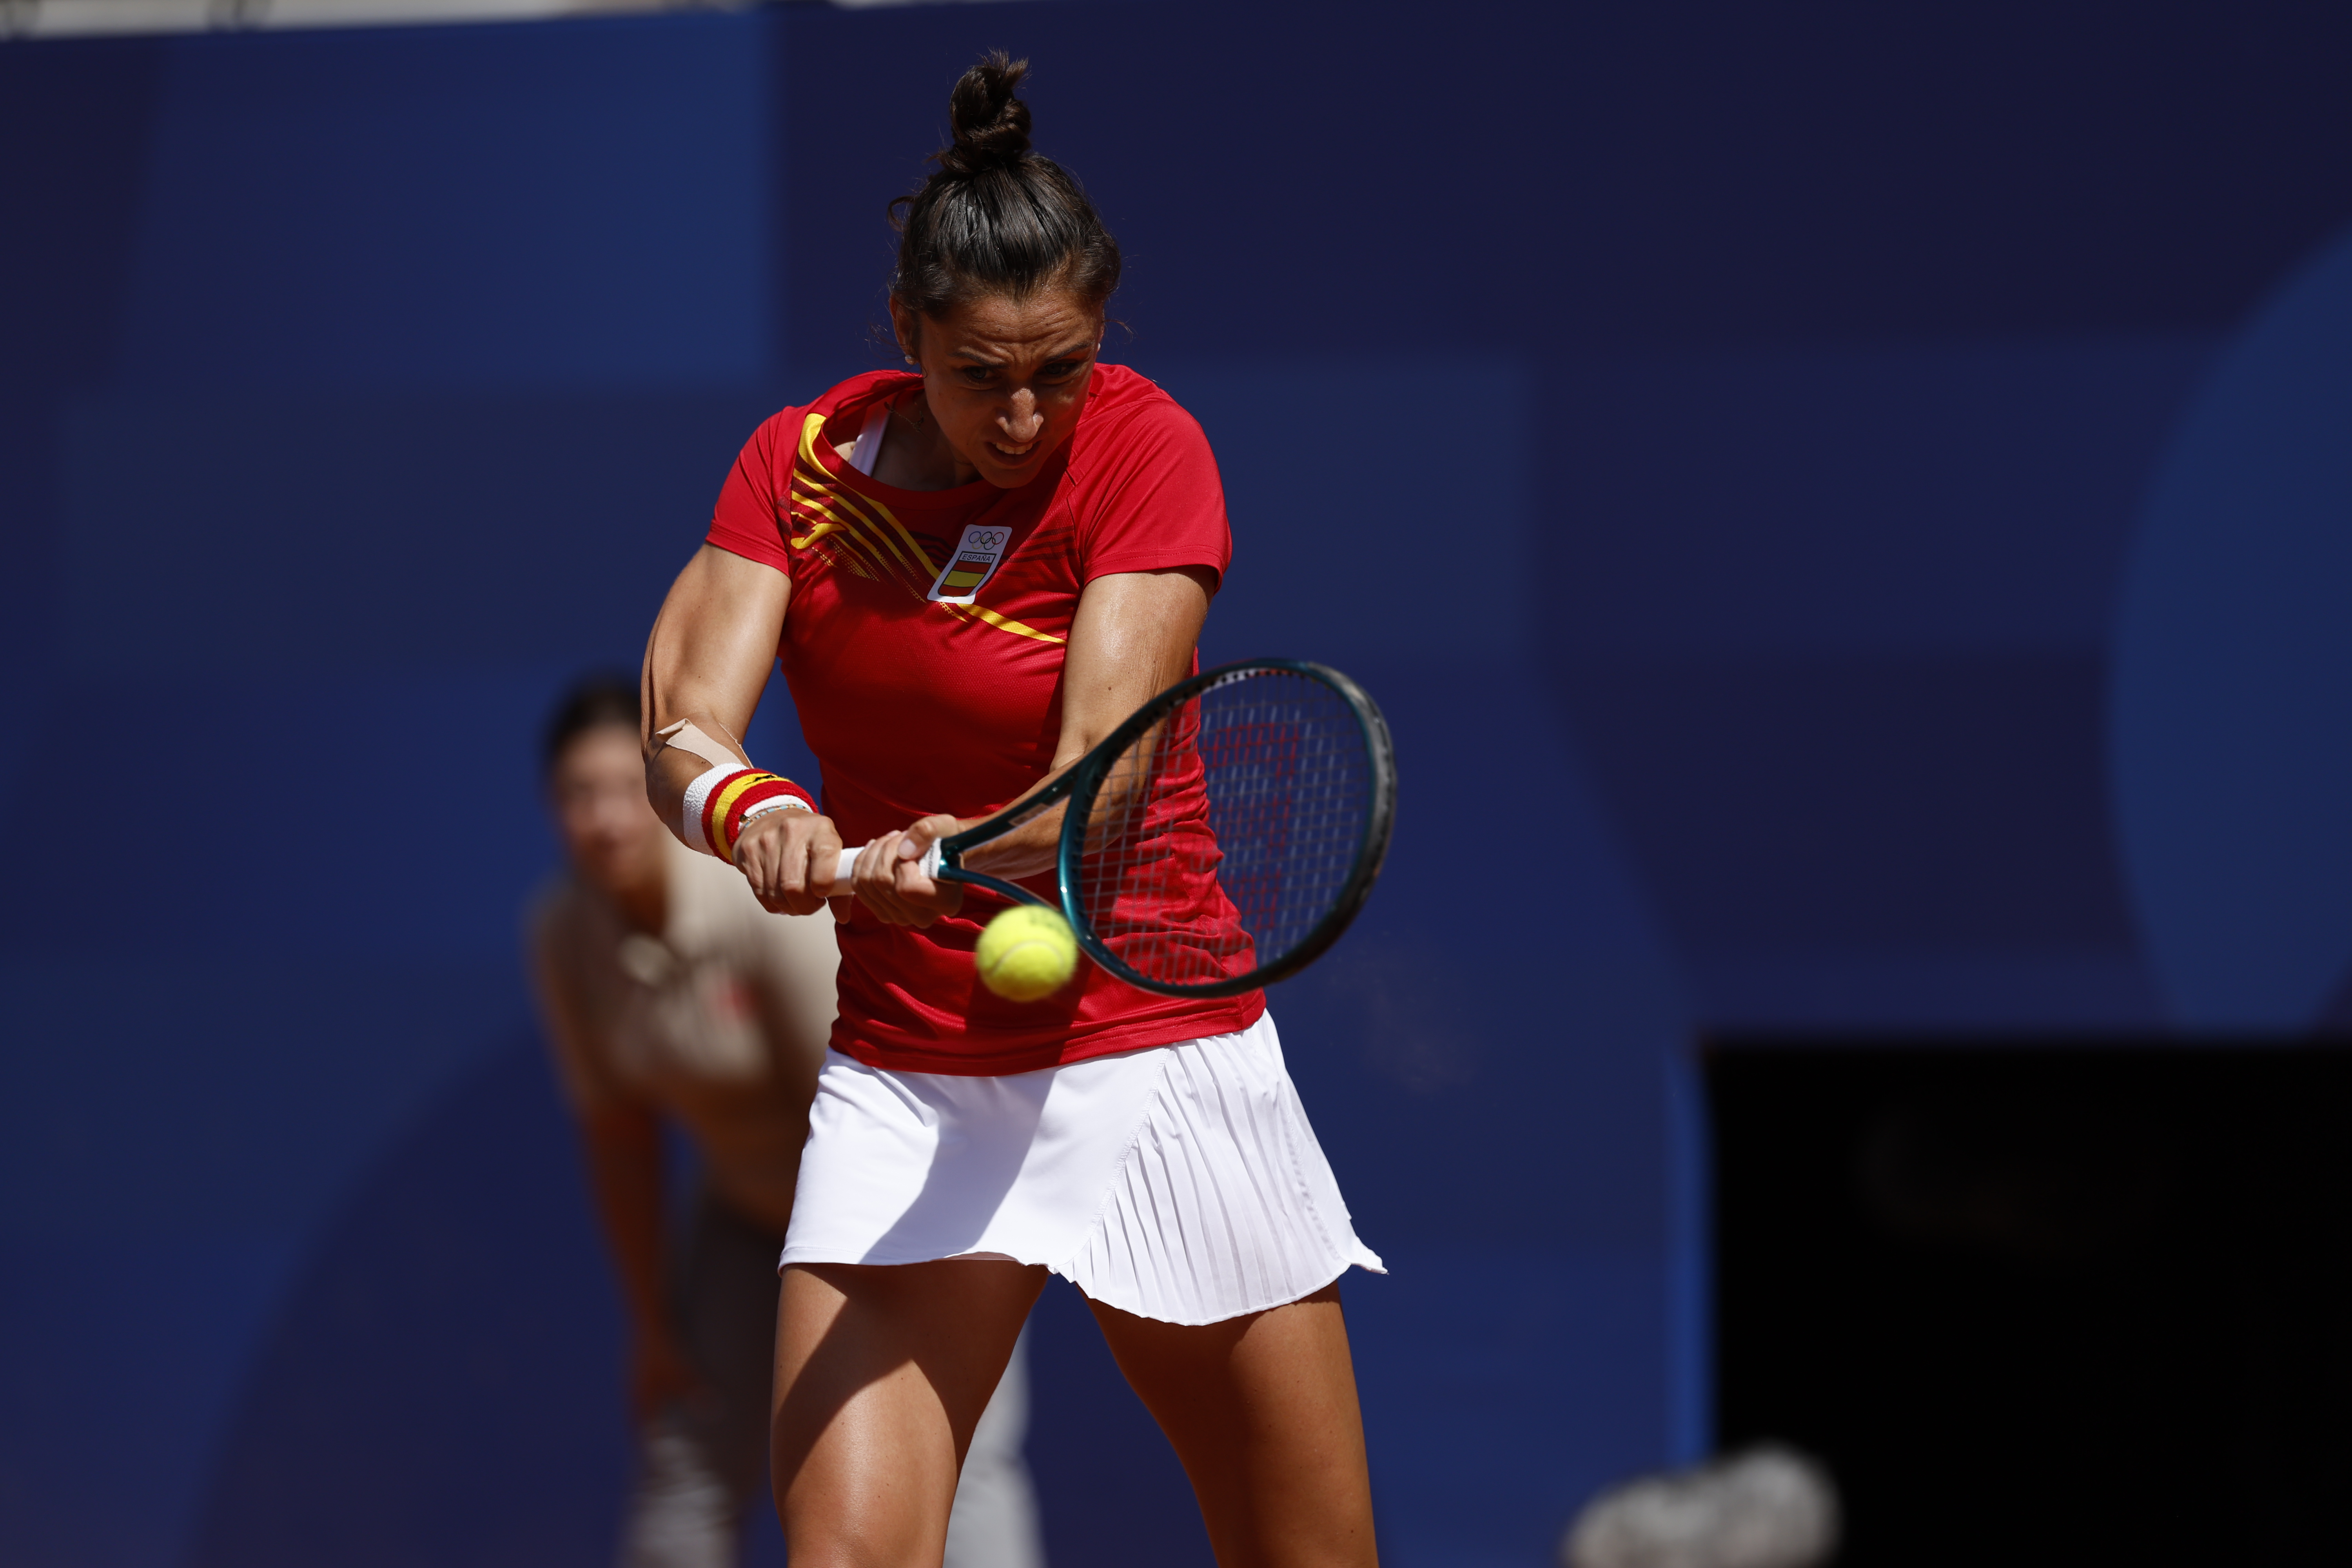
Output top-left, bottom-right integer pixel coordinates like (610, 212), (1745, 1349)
(927, 523), (1012, 604)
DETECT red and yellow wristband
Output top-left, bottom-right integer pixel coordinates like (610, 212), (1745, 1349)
(680, 764), (816, 863)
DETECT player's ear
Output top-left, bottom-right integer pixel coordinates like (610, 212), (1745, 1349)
(889, 297), (920, 365)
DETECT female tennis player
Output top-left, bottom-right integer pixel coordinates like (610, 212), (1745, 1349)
(640, 54), (1383, 1568)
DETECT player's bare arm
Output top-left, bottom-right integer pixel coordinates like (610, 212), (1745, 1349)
(849, 564), (1215, 928)
(642, 543), (841, 915)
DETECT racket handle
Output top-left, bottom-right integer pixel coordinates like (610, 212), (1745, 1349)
(822, 839), (941, 895)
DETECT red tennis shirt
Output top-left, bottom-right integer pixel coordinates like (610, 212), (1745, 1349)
(704, 365), (1266, 1076)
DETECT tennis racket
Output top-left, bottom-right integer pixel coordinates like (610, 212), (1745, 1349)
(827, 658), (1396, 998)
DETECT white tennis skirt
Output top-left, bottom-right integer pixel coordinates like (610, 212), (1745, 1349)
(780, 1011), (1384, 1326)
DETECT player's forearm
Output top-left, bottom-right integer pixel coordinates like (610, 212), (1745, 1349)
(953, 770), (1074, 880)
(953, 569), (1210, 879)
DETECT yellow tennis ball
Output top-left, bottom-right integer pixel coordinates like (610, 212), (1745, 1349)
(976, 904), (1079, 1002)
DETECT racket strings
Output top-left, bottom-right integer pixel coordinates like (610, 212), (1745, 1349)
(1074, 670), (1375, 988)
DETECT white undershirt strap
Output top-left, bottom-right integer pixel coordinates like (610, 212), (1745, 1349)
(847, 398), (891, 476)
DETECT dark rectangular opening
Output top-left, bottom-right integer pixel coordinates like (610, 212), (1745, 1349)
(1708, 1042), (2352, 1567)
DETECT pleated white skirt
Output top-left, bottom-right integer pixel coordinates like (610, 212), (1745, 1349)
(780, 1011), (1385, 1325)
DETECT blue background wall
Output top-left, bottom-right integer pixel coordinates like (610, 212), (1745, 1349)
(6, 4), (2352, 1566)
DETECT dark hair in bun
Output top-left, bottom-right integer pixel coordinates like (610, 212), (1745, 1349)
(891, 52), (1122, 321)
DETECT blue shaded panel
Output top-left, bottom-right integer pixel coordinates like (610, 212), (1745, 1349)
(0, 39), (167, 728)
(0, 408), (68, 786)
(114, 13), (771, 392)
(0, 1238), (296, 1568)
(775, 2), (2352, 363)
(1535, 336), (2217, 1029)
(1547, 338), (2217, 655)
(1560, 654), (2137, 955)
(55, 388), (777, 675)
(188, 1038), (631, 1568)
(1350, 1247), (1665, 1568)
(1, 672), (565, 960)
(1146, 358), (1532, 667)
(0, 38), (166, 390)
(2111, 225), (2352, 1028)
(0, 956), (526, 1239)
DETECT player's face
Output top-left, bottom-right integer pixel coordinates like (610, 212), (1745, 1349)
(898, 286), (1100, 489)
(548, 724), (665, 895)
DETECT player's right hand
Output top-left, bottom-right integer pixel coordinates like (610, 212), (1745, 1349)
(731, 808), (843, 916)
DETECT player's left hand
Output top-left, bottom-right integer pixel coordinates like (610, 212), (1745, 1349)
(853, 814), (965, 927)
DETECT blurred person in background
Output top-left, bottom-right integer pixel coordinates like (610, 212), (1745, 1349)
(531, 675), (1045, 1568)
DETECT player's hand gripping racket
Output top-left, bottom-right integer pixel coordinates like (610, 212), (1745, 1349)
(830, 659), (1396, 997)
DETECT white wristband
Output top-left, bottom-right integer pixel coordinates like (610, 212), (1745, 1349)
(680, 761), (746, 857)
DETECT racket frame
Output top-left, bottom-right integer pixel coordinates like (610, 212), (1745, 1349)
(928, 657), (1396, 998)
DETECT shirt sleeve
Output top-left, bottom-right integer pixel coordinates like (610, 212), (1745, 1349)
(1071, 397), (1232, 588)
(703, 409), (800, 575)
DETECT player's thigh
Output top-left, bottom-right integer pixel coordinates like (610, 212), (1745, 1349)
(771, 1261), (1046, 1561)
(1089, 1283), (1378, 1568)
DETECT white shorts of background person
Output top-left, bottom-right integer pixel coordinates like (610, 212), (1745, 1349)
(783, 1011), (1384, 1326)
(622, 1191), (1045, 1568)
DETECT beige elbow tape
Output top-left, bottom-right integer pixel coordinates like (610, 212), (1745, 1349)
(652, 718), (748, 772)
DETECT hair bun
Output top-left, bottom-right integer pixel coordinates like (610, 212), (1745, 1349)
(890, 50), (1120, 319)
(939, 51), (1033, 177)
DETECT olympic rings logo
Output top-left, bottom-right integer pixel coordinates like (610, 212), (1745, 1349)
(967, 530), (1008, 551)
